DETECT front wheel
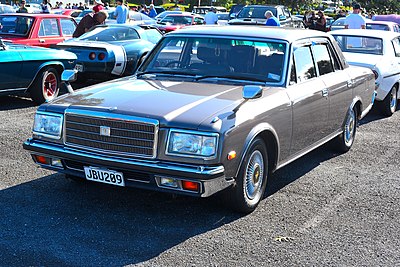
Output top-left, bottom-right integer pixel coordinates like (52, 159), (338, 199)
(30, 67), (60, 104)
(224, 137), (268, 213)
(333, 107), (357, 153)
(381, 86), (398, 117)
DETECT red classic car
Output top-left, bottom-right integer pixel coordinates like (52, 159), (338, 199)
(0, 13), (77, 48)
(155, 14), (204, 33)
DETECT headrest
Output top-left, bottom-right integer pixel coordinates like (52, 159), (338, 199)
(197, 46), (220, 64)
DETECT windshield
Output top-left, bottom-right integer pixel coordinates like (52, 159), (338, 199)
(77, 26), (140, 41)
(333, 35), (383, 55)
(0, 15), (34, 35)
(237, 6), (277, 19)
(160, 15), (193, 25)
(139, 36), (287, 84)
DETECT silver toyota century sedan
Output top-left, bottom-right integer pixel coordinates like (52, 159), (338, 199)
(24, 26), (376, 213)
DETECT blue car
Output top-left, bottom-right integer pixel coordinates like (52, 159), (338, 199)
(0, 39), (76, 104)
(55, 24), (162, 82)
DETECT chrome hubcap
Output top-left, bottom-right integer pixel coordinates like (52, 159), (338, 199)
(44, 72), (57, 98)
(245, 150), (264, 200)
(345, 109), (355, 146)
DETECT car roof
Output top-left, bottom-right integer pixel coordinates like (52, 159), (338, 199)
(0, 13), (71, 18)
(368, 20), (399, 26)
(331, 29), (400, 38)
(167, 25), (330, 42)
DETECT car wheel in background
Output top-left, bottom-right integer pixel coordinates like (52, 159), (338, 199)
(30, 67), (60, 104)
(333, 107), (357, 153)
(381, 86), (398, 117)
(224, 137), (268, 213)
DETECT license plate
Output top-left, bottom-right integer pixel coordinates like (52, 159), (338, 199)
(84, 166), (125, 186)
(75, 64), (83, 72)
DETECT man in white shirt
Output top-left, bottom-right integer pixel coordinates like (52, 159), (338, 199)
(204, 7), (218, 25)
(344, 3), (366, 29)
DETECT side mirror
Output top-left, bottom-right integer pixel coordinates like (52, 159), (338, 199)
(61, 69), (78, 82)
(230, 13), (236, 19)
(279, 15), (287, 21)
(243, 85), (263, 99)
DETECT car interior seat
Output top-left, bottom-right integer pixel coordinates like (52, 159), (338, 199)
(189, 44), (233, 73)
(228, 45), (258, 73)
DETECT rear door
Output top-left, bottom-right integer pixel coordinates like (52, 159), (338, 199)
(0, 46), (24, 90)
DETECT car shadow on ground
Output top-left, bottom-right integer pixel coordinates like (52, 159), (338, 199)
(359, 104), (399, 125)
(0, 173), (241, 266)
(0, 95), (36, 111)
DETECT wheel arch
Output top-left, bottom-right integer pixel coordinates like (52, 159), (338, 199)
(234, 123), (280, 178)
(28, 61), (65, 90)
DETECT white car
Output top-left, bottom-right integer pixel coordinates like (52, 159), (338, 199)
(331, 29), (400, 116)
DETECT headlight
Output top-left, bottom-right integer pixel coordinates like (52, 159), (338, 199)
(167, 129), (218, 159)
(33, 112), (63, 139)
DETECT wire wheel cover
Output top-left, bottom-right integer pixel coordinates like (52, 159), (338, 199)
(244, 150), (264, 200)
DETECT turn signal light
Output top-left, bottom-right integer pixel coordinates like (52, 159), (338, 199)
(89, 52), (96, 60)
(182, 180), (200, 192)
(34, 155), (49, 164)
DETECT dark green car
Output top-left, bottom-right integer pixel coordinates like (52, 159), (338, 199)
(0, 39), (76, 104)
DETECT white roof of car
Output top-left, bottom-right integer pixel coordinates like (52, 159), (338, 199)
(330, 29), (400, 39)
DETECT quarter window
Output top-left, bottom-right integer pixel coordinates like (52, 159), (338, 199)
(293, 46), (316, 82)
(60, 19), (76, 35)
(392, 37), (400, 57)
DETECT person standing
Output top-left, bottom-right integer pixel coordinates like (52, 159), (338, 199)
(306, 11), (318, 30)
(114, 0), (128, 24)
(41, 0), (51, 13)
(16, 0), (28, 13)
(264, 10), (280, 26)
(344, 3), (366, 29)
(315, 10), (326, 32)
(204, 7), (218, 25)
(92, 0), (104, 13)
(73, 10), (108, 38)
(148, 4), (157, 18)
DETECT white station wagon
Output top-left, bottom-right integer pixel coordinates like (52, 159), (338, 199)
(331, 29), (400, 116)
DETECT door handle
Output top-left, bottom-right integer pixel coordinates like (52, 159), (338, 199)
(39, 39), (45, 43)
(347, 80), (353, 87)
(322, 89), (328, 97)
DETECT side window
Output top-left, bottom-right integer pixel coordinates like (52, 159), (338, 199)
(39, 18), (60, 37)
(312, 43), (334, 76)
(392, 37), (400, 57)
(293, 45), (316, 82)
(289, 55), (296, 84)
(60, 19), (76, 35)
(194, 17), (204, 25)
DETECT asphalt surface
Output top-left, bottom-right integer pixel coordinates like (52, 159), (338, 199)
(0, 92), (399, 266)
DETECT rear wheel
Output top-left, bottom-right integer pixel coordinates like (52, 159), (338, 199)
(30, 67), (60, 104)
(224, 137), (268, 213)
(333, 107), (357, 153)
(381, 86), (398, 117)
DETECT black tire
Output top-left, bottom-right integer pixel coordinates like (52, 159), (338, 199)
(381, 86), (398, 117)
(333, 107), (357, 153)
(30, 67), (60, 104)
(224, 137), (268, 213)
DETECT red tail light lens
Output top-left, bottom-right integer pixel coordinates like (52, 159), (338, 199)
(89, 52), (96, 60)
(98, 53), (106, 60)
(182, 180), (200, 192)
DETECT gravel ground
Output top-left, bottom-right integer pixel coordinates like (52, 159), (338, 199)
(0, 95), (399, 266)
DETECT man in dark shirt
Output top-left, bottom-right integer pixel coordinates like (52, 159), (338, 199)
(72, 10), (107, 38)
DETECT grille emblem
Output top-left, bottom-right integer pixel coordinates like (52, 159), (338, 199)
(100, 126), (111, 136)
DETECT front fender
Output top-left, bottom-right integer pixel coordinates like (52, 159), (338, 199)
(29, 61), (65, 89)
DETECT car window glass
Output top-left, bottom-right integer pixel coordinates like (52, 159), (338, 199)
(194, 17), (204, 25)
(392, 37), (400, 57)
(312, 43), (334, 76)
(39, 18), (60, 37)
(289, 55), (296, 84)
(333, 35), (383, 55)
(0, 16), (33, 35)
(140, 36), (287, 84)
(142, 29), (162, 44)
(60, 19), (76, 35)
(293, 45), (316, 82)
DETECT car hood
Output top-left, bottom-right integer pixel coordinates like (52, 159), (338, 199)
(48, 77), (248, 130)
(342, 52), (381, 68)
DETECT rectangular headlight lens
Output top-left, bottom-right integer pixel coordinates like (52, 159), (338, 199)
(167, 130), (218, 159)
(33, 112), (63, 139)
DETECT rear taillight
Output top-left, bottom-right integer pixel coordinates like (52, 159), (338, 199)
(98, 53), (106, 60)
(89, 52), (96, 60)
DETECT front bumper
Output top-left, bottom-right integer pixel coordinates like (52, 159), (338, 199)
(23, 139), (234, 197)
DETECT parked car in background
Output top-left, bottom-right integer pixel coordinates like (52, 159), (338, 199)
(56, 24), (162, 82)
(0, 13), (77, 48)
(0, 4), (16, 14)
(23, 26), (375, 213)
(373, 14), (400, 25)
(229, 5), (303, 28)
(155, 13), (204, 33)
(154, 10), (188, 22)
(0, 39), (76, 103)
(191, 6), (226, 16)
(52, 8), (82, 18)
(366, 21), (400, 32)
(217, 12), (229, 25)
(331, 29), (400, 116)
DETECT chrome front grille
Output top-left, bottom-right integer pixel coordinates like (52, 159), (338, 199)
(64, 111), (158, 158)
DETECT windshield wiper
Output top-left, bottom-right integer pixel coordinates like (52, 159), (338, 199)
(136, 71), (197, 78)
(195, 74), (268, 83)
